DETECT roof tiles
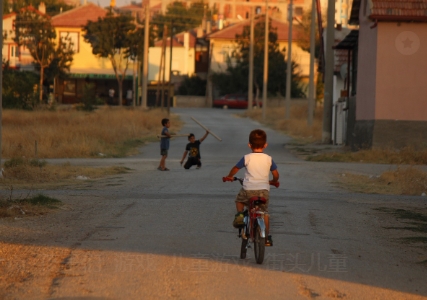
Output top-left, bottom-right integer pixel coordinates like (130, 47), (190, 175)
(371, 0), (427, 18)
(51, 3), (107, 27)
(350, 0), (427, 23)
(207, 17), (304, 41)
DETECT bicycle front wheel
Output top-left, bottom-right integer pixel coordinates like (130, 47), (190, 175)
(254, 224), (265, 264)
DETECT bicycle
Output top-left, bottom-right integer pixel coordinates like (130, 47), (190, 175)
(222, 177), (280, 264)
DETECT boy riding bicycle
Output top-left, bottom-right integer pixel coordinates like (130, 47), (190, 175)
(224, 129), (279, 246)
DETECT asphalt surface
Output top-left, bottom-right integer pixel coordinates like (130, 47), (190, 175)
(2, 108), (427, 299)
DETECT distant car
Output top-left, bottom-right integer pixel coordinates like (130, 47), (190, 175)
(213, 94), (262, 109)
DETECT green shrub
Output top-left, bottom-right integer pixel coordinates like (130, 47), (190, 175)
(177, 75), (206, 96)
(4, 157), (26, 168)
(21, 194), (61, 206)
(29, 159), (48, 168)
(4, 157), (47, 169)
(2, 65), (39, 109)
(78, 82), (98, 111)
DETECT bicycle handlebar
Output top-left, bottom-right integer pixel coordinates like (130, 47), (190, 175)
(222, 177), (280, 188)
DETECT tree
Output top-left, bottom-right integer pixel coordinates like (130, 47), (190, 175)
(294, 8), (323, 59)
(14, 7), (74, 103)
(2, 62), (39, 109)
(83, 12), (136, 105)
(212, 16), (305, 98)
(177, 75), (207, 95)
(43, 34), (75, 97)
(152, 1), (213, 39)
(5, 0), (74, 16)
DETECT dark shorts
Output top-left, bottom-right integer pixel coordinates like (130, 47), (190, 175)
(235, 188), (270, 213)
(184, 157), (201, 169)
(160, 149), (168, 156)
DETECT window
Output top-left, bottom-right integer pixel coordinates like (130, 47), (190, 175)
(63, 80), (76, 96)
(10, 45), (18, 58)
(60, 31), (79, 53)
(294, 7), (303, 16)
(221, 45), (233, 62)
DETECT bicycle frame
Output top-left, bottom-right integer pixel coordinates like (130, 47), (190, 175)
(243, 199), (267, 241)
(223, 176), (279, 264)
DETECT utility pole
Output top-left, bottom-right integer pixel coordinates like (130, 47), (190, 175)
(168, 20), (174, 115)
(308, 0), (316, 126)
(247, 6), (255, 111)
(141, 0), (149, 108)
(0, 1), (3, 169)
(157, 24), (167, 108)
(262, 0), (269, 121)
(285, 0), (293, 119)
(322, 0), (335, 143)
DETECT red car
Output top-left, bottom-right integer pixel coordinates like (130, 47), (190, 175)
(213, 94), (262, 109)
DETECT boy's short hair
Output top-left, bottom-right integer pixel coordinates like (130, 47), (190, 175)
(249, 129), (267, 149)
(188, 133), (195, 140)
(161, 118), (169, 126)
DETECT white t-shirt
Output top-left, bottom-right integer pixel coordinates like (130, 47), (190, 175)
(235, 152), (277, 191)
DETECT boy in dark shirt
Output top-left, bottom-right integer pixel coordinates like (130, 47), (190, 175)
(180, 131), (209, 169)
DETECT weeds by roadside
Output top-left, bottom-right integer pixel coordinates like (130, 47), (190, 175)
(339, 167), (427, 196)
(241, 104), (323, 143)
(2, 107), (182, 158)
(0, 158), (129, 188)
(0, 194), (62, 218)
(308, 147), (427, 165)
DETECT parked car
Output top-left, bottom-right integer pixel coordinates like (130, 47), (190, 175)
(213, 94), (262, 109)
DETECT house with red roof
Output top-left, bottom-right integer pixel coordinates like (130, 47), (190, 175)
(206, 17), (311, 82)
(347, 0), (427, 149)
(2, 4), (47, 70)
(51, 3), (135, 104)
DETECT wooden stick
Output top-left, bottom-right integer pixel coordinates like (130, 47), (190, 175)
(191, 117), (222, 141)
(157, 134), (190, 138)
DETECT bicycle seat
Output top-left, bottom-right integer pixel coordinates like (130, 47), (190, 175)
(249, 196), (266, 206)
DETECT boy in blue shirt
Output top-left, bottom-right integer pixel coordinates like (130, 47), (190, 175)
(158, 118), (171, 171)
(224, 129), (279, 246)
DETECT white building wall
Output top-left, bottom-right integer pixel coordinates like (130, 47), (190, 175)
(148, 46), (195, 82)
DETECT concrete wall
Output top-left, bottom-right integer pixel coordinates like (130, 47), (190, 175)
(149, 44), (195, 82)
(355, 5), (378, 121)
(375, 22), (427, 121)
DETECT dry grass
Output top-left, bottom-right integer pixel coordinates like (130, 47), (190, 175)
(309, 147), (427, 164)
(339, 167), (427, 196)
(2, 107), (182, 158)
(0, 158), (130, 218)
(0, 158), (129, 189)
(241, 104), (323, 143)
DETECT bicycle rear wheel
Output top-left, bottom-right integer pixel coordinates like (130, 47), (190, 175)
(240, 225), (249, 259)
(253, 223), (265, 264)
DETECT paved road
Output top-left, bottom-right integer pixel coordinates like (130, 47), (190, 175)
(2, 108), (427, 299)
